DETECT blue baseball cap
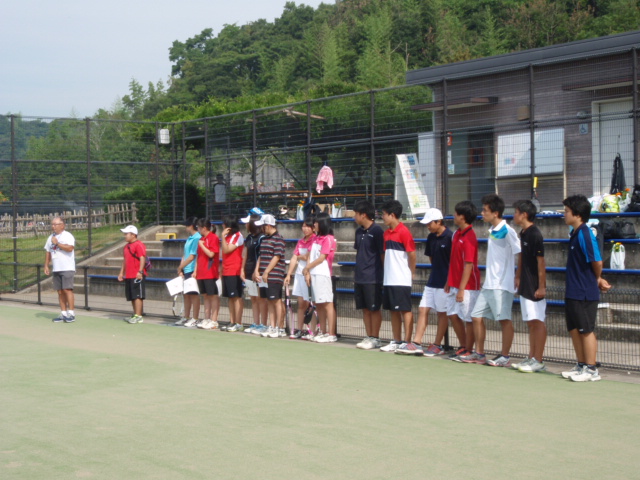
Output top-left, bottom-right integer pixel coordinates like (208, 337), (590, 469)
(241, 207), (265, 223)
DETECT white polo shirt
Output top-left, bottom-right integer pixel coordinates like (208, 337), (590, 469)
(44, 230), (76, 272)
(483, 219), (520, 292)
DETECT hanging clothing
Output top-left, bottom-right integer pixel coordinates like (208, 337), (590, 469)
(609, 153), (626, 194)
(316, 165), (334, 193)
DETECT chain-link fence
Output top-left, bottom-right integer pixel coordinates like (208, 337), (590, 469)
(1, 45), (640, 371)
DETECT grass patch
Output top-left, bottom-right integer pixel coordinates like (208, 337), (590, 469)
(0, 224), (127, 291)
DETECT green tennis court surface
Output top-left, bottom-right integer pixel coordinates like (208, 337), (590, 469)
(2, 306), (639, 479)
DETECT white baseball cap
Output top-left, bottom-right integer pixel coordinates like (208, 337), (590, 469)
(120, 225), (138, 235)
(254, 214), (276, 226)
(420, 208), (444, 225)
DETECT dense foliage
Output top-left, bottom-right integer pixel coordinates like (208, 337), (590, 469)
(2, 0), (638, 210)
(118, 0), (640, 122)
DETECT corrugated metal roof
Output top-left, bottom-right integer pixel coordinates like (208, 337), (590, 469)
(406, 30), (640, 85)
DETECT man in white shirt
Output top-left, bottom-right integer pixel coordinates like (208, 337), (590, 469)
(44, 217), (76, 323)
(468, 194), (521, 367)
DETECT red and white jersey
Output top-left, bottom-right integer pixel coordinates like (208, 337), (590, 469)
(383, 223), (415, 287)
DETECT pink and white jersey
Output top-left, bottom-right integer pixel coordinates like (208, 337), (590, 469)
(293, 234), (316, 275)
(327, 235), (337, 275)
(309, 235), (335, 277)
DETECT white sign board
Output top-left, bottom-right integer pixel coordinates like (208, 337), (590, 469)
(395, 153), (430, 216)
(418, 132), (438, 209)
(497, 128), (564, 177)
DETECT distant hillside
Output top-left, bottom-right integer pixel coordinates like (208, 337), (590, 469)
(115, 0), (640, 121)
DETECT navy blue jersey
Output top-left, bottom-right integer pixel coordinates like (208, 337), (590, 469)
(424, 227), (453, 289)
(244, 233), (264, 278)
(354, 223), (384, 284)
(566, 223), (602, 301)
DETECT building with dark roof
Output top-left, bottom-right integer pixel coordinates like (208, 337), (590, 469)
(406, 30), (640, 211)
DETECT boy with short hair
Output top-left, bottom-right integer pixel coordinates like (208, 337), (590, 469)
(444, 200), (480, 362)
(445, 201), (480, 361)
(464, 194), (521, 367)
(397, 208), (462, 356)
(254, 214), (287, 338)
(379, 200), (416, 353)
(352, 200), (384, 350)
(117, 225), (147, 324)
(512, 200), (547, 373)
(561, 194), (611, 382)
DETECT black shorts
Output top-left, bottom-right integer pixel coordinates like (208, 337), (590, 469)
(197, 278), (219, 296)
(125, 278), (146, 301)
(355, 283), (383, 311)
(222, 275), (244, 298)
(383, 285), (413, 312)
(565, 298), (598, 334)
(260, 282), (283, 300)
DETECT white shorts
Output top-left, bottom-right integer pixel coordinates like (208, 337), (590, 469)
(446, 288), (479, 323)
(471, 289), (515, 321)
(520, 297), (547, 322)
(245, 279), (259, 297)
(419, 286), (448, 312)
(311, 275), (333, 303)
(291, 274), (310, 301)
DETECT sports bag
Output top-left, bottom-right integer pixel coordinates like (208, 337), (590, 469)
(599, 219), (618, 240)
(127, 243), (152, 271)
(617, 220), (636, 239)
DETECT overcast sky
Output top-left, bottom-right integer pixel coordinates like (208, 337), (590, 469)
(1, 0), (328, 119)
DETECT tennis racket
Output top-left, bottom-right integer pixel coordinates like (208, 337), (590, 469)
(172, 293), (184, 318)
(532, 176), (541, 210)
(284, 285), (294, 337)
(303, 284), (320, 339)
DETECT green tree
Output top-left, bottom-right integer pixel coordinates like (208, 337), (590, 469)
(586, 0), (640, 36)
(504, 0), (591, 50)
(356, 7), (406, 88)
(473, 6), (507, 57)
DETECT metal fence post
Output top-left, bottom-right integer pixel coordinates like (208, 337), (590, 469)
(529, 64), (536, 197)
(36, 265), (42, 305)
(155, 122), (161, 225)
(85, 118), (92, 256)
(441, 80), (449, 214)
(10, 114), (18, 292)
(83, 266), (90, 310)
(633, 48), (638, 185)
(204, 119), (210, 219)
(171, 124), (177, 223)
(252, 110), (257, 208)
(181, 123), (187, 220)
(227, 134), (231, 215)
(370, 90), (376, 206)
(306, 101), (312, 197)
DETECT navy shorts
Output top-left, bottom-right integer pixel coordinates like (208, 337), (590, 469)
(354, 283), (383, 311)
(222, 275), (244, 298)
(565, 298), (598, 334)
(383, 286), (413, 312)
(260, 282), (283, 300)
